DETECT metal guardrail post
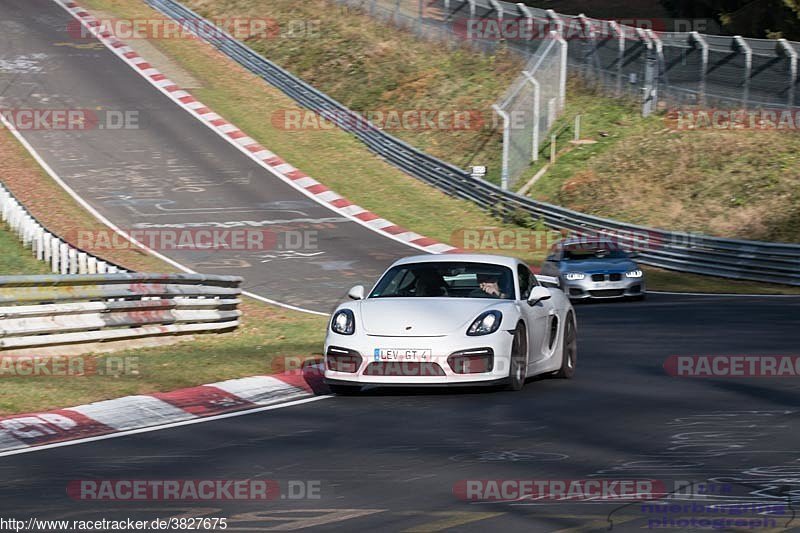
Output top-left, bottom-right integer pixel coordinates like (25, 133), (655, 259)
(733, 36), (752, 108)
(689, 31), (709, 106)
(777, 39), (798, 107)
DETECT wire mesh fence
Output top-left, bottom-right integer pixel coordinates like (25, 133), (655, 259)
(333, 0), (800, 111)
(493, 35), (567, 189)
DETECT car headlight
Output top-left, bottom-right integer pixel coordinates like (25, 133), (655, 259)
(331, 309), (355, 335)
(564, 272), (585, 281)
(626, 269), (643, 278)
(467, 310), (502, 336)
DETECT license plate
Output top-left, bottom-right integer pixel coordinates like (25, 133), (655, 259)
(374, 348), (432, 361)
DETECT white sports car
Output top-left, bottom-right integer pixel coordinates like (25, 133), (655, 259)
(324, 254), (577, 393)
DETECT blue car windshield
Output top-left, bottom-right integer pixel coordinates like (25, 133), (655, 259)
(562, 247), (630, 260)
(369, 262), (515, 299)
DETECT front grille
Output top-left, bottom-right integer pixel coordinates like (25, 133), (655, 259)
(589, 289), (625, 297)
(364, 362), (446, 377)
(609, 273), (622, 281)
(591, 274), (605, 282)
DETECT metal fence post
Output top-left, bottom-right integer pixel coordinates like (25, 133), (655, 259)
(578, 14), (596, 80)
(523, 71), (541, 161)
(545, 9), (563, 36)
(492, 104), (511, 191)
(467, 0), (475, 18)
(646, 29), (663, 110)
(637, 28), (656, 116)
(689, 31), (709, 106)
(777, 39), (798, 107)
(733, 36), (752, 108)
(608, 21), (625, 96)
(554, 31), (568, 111)
(488, 0), (503, 20)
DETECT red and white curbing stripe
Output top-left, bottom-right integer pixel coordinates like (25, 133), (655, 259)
(0, 371), (322, 455)
(55, 0), (459, 256)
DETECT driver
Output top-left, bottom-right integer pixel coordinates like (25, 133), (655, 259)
(469, 273), (508, 299)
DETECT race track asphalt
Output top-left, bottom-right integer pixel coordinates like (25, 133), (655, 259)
(0, 294), (797, 532)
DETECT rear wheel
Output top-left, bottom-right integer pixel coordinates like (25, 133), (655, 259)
(328, 384), (360, 395)
(506, 325), (527, 391)
(555, 313), (577, 379)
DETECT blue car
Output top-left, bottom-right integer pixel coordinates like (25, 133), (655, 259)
(540, 238), (646, 300)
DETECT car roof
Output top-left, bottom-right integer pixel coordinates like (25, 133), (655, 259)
(389, 254), (520, 269)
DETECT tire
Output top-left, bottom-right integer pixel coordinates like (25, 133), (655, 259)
(555, 313), (577, 379)
(328, 384), (360, 395)
(506, 324), (527, 391)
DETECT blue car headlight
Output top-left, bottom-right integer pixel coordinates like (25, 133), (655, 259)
(565, 272), (585, 281)
(331, 309), (355, 335)
(467, 311), (502, 336)
(626, 270), (644, 278)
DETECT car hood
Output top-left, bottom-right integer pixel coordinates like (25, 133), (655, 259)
(357, 298), (503, 336)
(559, 258), (637, 273)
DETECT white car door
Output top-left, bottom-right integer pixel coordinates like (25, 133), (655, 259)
(516, 264), (555, 369)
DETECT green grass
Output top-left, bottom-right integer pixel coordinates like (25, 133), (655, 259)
(0, 226), (52, 275)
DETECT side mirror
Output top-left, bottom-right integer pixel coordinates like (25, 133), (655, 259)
(546, 254), (557, 262)
(347, 285), (365, 300)
(527, 286), (552, 306)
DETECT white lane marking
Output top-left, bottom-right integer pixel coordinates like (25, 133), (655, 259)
(67, 395), (195, 430)
(0, 396), (332, 458)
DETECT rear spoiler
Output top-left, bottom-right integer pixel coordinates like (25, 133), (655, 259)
(535, 275), (560, 288)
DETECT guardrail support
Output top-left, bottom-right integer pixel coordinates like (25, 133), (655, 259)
(777, 38), (798, 107)
(733, 36), (752, 107)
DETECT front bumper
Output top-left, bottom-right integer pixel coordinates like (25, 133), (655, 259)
(562, 276), (645, 299)
(323, 332), (514, 386)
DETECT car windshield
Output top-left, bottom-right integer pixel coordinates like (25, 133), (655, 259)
(562, 245), (630, 260)
(369, 262), (515, 299)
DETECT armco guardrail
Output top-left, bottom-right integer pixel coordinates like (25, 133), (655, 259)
(0, 184), (127, 275)
(144, 0), (800, 286)
(0, 273), (241, 350)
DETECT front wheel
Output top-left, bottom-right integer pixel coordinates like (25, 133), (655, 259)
(506, 325), (527, 391)
(555, 313), (577, 379)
